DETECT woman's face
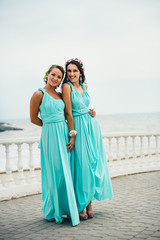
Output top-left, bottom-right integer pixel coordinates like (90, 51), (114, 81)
(67, 63), (81, 83)
(47, 68), (63, 87)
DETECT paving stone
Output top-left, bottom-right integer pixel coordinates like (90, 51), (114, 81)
(0, 171), (160, 240)
(146, 226), (160, 231)
(134, 233), (150, 239)
(117, 235), (133, 240)
(147, 238), (160, 240)
(151, 231), (160, 237)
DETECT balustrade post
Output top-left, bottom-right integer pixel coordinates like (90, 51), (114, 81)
(140, 136), (146, 168)
(117, 137), (121, 161)
(115, 137), (122, 172)
(124, 136), (130, 170)
(105, 137), (114, 176)
(132, 136), (137, 160)
(29, 143), (38, 183)
(140, 136), (144, 158)
(148, 136), (152, 159)
(148, 136), (155, 169)
(108, 138), (113, 161)
(114, 137), (117, 161)
(17, 144), (27, 185)
(4, 144), (15, 187)
(124, 136), (129, 159)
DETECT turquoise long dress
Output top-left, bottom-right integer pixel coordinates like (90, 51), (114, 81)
(67, 82), (113, 213)
(38, 88), (80, 226)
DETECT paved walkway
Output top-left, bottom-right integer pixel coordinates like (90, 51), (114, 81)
(0, 171), (160, 240)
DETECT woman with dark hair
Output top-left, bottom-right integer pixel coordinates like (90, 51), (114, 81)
(62, 58), (113, 220)
(30, 64), (79, 226)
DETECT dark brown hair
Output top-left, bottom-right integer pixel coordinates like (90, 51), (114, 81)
(63, 60), (86, 84)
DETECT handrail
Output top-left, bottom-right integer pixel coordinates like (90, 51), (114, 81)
(0, 132), (159, 201)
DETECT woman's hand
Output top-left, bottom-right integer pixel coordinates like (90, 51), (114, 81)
(66, 136), (75, 152)
(88, 108), (96, 118)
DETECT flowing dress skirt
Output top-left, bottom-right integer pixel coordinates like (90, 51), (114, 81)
(71, 113), (113, 212)
(39, 121), (80, 226)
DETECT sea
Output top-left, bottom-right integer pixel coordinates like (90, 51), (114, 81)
(0, 112), (160, 139)
(0, 112), (160, 172)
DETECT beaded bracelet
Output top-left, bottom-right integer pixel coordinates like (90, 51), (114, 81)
(69, 130), (77, 137)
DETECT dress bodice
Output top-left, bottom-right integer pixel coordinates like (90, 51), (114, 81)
(38, 88), (65, 124)
(67, 82), (90, 117)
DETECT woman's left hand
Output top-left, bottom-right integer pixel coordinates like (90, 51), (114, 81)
(66, 136), (75, 152)
(88, 109), (96, 118)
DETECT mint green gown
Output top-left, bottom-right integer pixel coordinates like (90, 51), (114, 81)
(38, 88), (80, 226)
(67, 82), (113, 213)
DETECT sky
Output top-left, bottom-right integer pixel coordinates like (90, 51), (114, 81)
(0, 0), (160, 119)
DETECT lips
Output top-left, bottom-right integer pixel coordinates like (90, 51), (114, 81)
(51, 80), (58, 84)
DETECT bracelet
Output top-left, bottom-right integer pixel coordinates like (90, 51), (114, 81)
(69, 130), (77, 137)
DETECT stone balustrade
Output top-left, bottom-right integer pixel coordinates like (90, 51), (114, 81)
(0, 133), (160, 201)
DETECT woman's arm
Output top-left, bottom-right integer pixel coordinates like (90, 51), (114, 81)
(62, 84), (74, 131)
(30, 91), (43, 127)
(83, 83), (96, 117)
(62, 83), (75, 152)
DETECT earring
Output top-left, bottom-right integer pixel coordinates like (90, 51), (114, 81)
(79, 76), (82, 82)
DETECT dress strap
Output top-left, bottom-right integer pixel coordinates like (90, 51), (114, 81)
(80, 83), (87, 91)
(67, 81), (75, 91)
(38, 88), (46, 94)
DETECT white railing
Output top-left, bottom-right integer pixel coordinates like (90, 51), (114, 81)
(102, 133), (160, 177)
(0, 137), (41, 201)
(0, 133), (160, 201)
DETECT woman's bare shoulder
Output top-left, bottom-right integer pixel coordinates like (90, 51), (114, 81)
(31, 90), (44, 101)
(62, 83), (71, 91)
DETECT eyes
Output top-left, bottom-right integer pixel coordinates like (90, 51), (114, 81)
(67, 69), (78, 73)
(51, 73), (62, 79)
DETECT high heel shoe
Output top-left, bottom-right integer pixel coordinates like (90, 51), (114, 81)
(86, 201), (94, 218)
(87, 211), (94, 218)
(79, 211), (88, 220)
(47, 218), (54, 222)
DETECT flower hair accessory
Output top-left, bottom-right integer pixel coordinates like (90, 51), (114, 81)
(43, 71), (48, 82)
(66, 58), (85, 72)
(43, 64), (56, 82)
